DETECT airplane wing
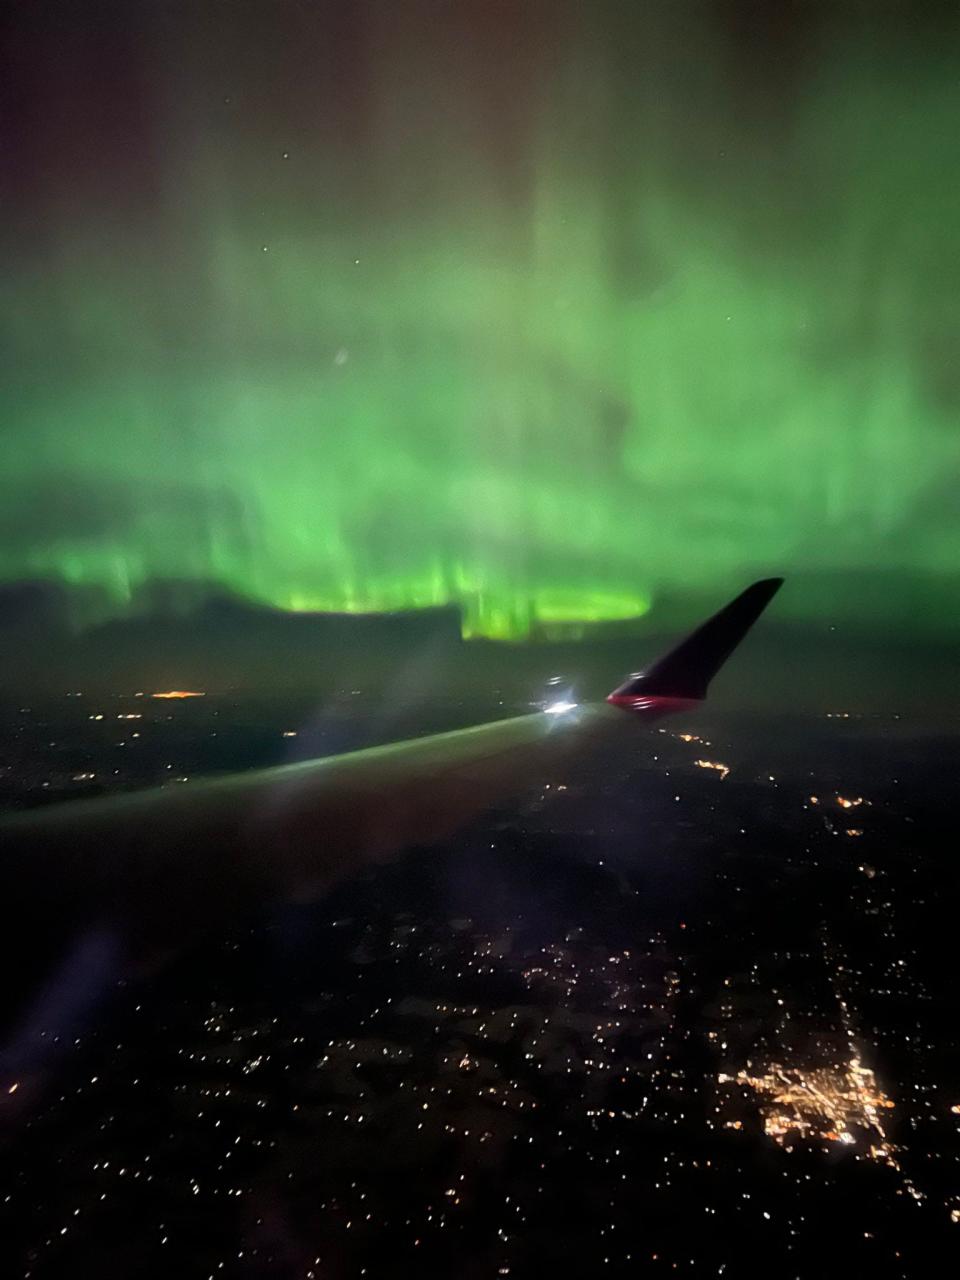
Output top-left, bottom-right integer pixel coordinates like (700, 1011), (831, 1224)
(0, 579), (782, 994)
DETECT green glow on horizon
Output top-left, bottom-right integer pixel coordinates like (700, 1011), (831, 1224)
(2, 6), (959, 637)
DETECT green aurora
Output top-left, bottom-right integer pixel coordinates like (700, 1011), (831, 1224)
(2, 2), (959, 639)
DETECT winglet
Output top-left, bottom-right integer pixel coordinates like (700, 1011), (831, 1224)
(606, 578), (783, 714)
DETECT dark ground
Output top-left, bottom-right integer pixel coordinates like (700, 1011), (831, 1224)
(1, 694), (958, 1277)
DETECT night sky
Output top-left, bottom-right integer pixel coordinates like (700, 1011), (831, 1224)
(2, 1), (959, 642)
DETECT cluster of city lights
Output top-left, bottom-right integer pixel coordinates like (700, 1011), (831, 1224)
(719, 1057), (896, 1159)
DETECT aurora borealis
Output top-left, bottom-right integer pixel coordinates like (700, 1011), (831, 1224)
(2, 1), (959, 641)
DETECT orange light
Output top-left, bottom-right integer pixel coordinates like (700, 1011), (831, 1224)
(151, 690), (206, 700)
(695, 759), (730, 779)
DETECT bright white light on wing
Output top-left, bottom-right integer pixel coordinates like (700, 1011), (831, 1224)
(544, 700), (578, 715)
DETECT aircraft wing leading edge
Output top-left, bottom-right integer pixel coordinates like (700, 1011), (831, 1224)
(0, 578), (782, 993)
